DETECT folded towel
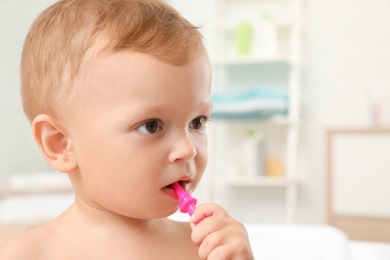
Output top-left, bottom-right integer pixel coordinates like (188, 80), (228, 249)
(211, 87), (288, 120)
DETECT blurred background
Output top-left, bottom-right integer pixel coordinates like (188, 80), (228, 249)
(1, 0), (390, 244)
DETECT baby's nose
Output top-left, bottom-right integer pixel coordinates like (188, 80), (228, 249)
(168, 133), (197, 162)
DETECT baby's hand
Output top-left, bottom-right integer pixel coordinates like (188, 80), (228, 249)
(190, 203), (254, 260)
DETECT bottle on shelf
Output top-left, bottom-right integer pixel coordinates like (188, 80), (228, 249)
(240, 129), (265, 178)
(234, 20), (253, 56)
(257, 11), (277, 57)
(265, 156), (284, 178)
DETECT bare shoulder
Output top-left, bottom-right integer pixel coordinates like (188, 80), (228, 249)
(167, 219), (192, 239)
(167, 220), (199, 259)
(0, 224), (52, 260)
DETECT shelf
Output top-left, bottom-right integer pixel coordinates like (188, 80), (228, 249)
(0, 172), (73, 197)
(211, 112), (288, 121)
(212, 55), (291, 66)
(227, 175), (288, 187)
(212, 17), (294, 32)
(209, 0), (302, 223)
(211, 115), (299, 126)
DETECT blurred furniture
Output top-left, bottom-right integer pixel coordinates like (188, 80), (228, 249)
(327, 128), (390, 242)
(245, 223), (390, 260)
(0, 172), (73, 225)
(206, 0), (303, 223)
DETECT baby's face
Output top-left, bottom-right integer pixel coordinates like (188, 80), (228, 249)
(66, 51), (212, 219)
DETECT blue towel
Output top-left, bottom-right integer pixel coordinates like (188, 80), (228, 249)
(211, 87), (288, 120)
(211, 87), (287, 103)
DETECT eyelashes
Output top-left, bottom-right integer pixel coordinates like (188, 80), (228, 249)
(136, 115), (210, 135)
(136, 119), (162, 135)
(189, 116), (209, 131)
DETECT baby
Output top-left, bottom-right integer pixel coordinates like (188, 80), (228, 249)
(0, 0), (254, 259)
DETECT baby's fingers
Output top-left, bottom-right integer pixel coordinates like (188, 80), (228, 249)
(191, 215), (226, 247)
(190, 203), (229, 227)
(196, 229), (224, 259)
(193, 222), (253, 260)
(190, 203), (255, 259)
(208, 244), (252, 260)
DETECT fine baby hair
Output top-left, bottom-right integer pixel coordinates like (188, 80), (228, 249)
(21, 0), (204, 123)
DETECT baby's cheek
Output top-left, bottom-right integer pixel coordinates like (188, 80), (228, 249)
(198, 145), (208, 169)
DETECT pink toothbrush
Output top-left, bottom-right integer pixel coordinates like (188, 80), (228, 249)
(171, 182), (197, 216)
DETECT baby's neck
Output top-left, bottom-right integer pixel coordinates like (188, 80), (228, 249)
(61, 200), (164, 237)
(45, 201), (177, 259)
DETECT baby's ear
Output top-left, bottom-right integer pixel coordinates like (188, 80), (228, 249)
(32, 114), (78, 173)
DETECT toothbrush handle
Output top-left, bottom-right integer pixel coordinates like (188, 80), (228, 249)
(171, 182), (197, 216)
(178, 193), (197, 215)
(187, 204), (196, 216)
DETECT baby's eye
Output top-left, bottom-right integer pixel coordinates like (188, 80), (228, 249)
(137, 120), (162, 135)
(189, 116), (208, 131)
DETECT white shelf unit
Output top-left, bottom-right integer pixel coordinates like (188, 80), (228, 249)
(227, 175), (289, 187)
(208, 0), (302, 223)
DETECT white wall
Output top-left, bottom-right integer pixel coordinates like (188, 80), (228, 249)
(0, 0), (57, 179)
(298, 0), (390, 223)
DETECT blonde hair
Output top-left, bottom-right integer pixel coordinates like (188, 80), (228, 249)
(21, 0), (204, 122)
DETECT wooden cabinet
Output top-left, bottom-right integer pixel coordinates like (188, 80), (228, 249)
(327, 128), (390, 242)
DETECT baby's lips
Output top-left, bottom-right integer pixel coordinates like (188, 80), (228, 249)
(170, 178), (191, 191)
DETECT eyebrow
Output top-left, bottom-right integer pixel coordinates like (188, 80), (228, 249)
(128, 98), (213, 115)
(202, 101), (213, 112)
